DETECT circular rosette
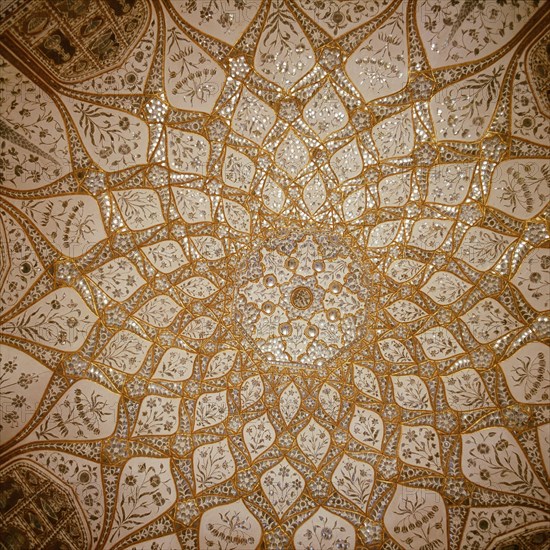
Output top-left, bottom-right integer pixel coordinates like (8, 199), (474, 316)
(234, 229), (369, 368)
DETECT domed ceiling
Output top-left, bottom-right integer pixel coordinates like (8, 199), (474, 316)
(0, 0), (549, 548)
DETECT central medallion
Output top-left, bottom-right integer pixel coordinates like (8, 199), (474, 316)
(291, 286), (314, 310)
(234, 230), (369, 368)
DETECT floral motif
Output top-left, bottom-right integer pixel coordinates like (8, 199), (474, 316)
(367, 221), (401, 248)
(88, 257), (145, 301)
(34, 381), (119, 441)
(378, 171), (412, 207)
(421, 271), (471, 305)
(133, 396), (181, 436)
(243, 413), (276, 460)
(173, 187), (212, 224)
(408, 219), (453, 251)
(255, 0), (315, 88)
(387, 259), (425, 283)
(500, 342), (550, 404)
(416, 327), (464, 360)
(193, 438), (235, 493)
(134, 295), (182, 328)
(194, 390), (228, 431)
(304, 83), (348, 139)
(199, 499), (262, 550)
(141, 240), (188, 273)
(372, 109), (414, 158)
(152, 347), (196, 381)
(112, 189), (165, 230)
(332, 455), (375, 512)
(512, 59), (550, 144)
(179, 276), (219, 300)
(182, 315), (218, 339)
(240, 374), (265, 409)
(11, 195), (107, 257)
(488, 160), (550, 220)
(231, 89), (276, 144)
(419, 0), (541, 65)
(441, 369), (495, 411)
(392, 376), (433, 411)
(353, 365), (381, 400)
(260, 459), (305, 518)
(0, 347), (52, 443)
(65, 98), (148, 170)
(0, 210), (43, 315)
(297, 418), (330, 468)
(460, 298), (522, 344)
(387, 299), (427, 323)
(331, 139), (363, 182)
(384, 485), (447, 550)
(109, 458), (175, 545)
(319, 383), (341, 420)
(279, 382), (301, 425)
(427, 162), (476, 205)
(349, 405), (384, 450)
(456, 228), (516, 272)
(297, 0), (390, 37)
(294, 507), (356, 550)
(223, 198), (251, 233)
(178, 0), (261, 44)
(164, 21), (224, 111)
(275, 130), (310, 177)
(95, 330), (152, 374)
(462, 428), (549, 502)
(399, 425), (443, 474)
(2, 288), (97, 351)
(223, 147), (256, 191)
(30, 451), (104, 543)
(204, 349), (237, 379)
(431, 58), (509, 140)
(378, 338), (414, 363)
(167, 130), (210, 174)
(511, 247), (550, 311)
(0, 57), (69, 189)
(347, 6), (407, 103)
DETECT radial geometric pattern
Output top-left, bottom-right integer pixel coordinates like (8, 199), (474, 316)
(0, 1), (549, 549)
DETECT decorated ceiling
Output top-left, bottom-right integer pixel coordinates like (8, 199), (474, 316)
(0, 0), (550, 548)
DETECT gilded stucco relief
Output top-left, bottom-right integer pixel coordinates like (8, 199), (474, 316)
(0, 0), (549, 549)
